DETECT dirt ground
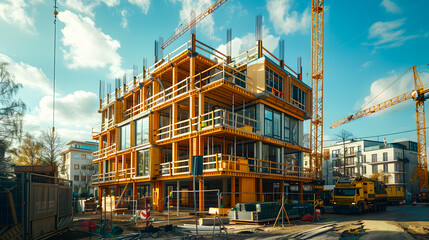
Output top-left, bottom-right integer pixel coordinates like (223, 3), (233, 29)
(49, 202), (429, 239)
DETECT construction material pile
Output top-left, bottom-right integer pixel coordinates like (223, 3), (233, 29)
(228, 201), (314, 222)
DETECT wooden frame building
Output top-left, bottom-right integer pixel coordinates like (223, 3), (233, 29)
(92, 34), (313, 211)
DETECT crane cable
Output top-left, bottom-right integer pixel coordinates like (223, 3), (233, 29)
(52, 0), (58, 133)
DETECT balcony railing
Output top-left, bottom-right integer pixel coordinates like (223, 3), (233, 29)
(92, 144), (116, 160)
(156, 153), (311, 179)
(92, 118), (114, 137)
(155, 109), (259, 142)
(92, 168), (136, 184)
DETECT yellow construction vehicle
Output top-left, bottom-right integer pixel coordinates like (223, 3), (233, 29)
(333, 176), (387, 213)
(386, 185), (405, 205)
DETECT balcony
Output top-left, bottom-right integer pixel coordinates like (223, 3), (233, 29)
(92, 144), (116, 161)
(92, 168), (136, 184)
(92, 118), (114, 137)
(156, 109), (258, 142)
(156, 153), (311, 179)
(144, 63), (248, 112)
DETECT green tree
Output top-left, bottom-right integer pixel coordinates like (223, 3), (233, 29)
(0, 62), (26, 176)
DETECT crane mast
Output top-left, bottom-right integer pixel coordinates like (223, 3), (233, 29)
(310, 0), (324, 180)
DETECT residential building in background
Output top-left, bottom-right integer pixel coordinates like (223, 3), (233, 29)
(60, 140), (99, 196)
(323, 140), (419, 193)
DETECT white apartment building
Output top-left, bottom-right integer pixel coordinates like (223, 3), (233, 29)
(323, 140), (419, 194)
(60, 141), (98, 196)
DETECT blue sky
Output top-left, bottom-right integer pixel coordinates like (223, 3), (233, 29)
(0, 0), (428, 146)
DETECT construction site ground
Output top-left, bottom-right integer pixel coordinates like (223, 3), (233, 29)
(50, 202), (429, 239)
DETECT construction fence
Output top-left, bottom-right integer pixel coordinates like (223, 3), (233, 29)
(0, 172), (73, 240)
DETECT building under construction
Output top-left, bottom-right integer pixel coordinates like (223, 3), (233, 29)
(92, 33), (313, 211)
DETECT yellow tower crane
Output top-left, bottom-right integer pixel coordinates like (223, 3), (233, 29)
(331, 65), (429, 200)
(310, 0), (324, 180)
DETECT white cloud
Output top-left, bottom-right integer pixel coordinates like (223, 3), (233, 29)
(367, 18), (417, 51)
(25, 90), (98, 132)
(174, 0), (218, 40)
(24, 90), (99, 142)
(0, 0), (36, 33)
(362, 61), (372, 67)
(60, 0), (99, 18)
(121, 9), (128, 28)
(266, 0), (310, 35)
(356, 70), (429, 114)
(380, 0), (401, 14)
(215, 26), (279, 58)
(0, 53), (52, 94)
(102, 0), (120, 7)
(128, 0), (150, 14)
(58, 10), (124, 78)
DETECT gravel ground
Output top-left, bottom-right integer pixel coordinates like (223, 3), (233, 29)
(48, 202), (429, 239)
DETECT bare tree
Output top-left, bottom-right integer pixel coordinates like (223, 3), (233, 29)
(0, 62), (26, 176)
(335, 129), (353, 178)
(40, 129), (63, 166)
(79, 165), (96, 197)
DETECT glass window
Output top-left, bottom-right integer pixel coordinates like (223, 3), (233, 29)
(81, 154), (86, 159)
(292, 85), (306, 110)
(363, 165), (367, 174)
(264, 107), (282, 140)
(372, 154), (377, 162)
(358, 146), (361, 152)
(265, 67), (284, 98)
(363, 155), (366, 163)
(273, 111), (281, 139)
(384, 164), (388, 172)
(135, 117), (149, 146)
(74, 164), (79, 170)
(372, 165), (378, 174)
(383, 152), (388, 162)
(81, 176), (86, 182)
(74, 175), (79, 181)
(291, 118), (298, 144)
(284, 116), (290, 142)
(137, 185), (151, 198)
(121, 124), (131, 150)
(137, 149), (150, 177)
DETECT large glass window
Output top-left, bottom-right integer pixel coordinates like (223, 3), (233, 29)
(372, 154), (377, 162)
(372, 165), (378, 174)
(383, 152), (388, 162)
(265, 67), (284, 98)
(291, 85), (306, 110)
(262, 144), (281, 174)
(284, 116), (290, 142)
(264, 107), (281, 139)
(135, 117), (149, 146)
(120, 124), (131, 150)
(137, 149), (149, 176)
(283, 115), (300, 144)
(290, 118), (298, 144)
